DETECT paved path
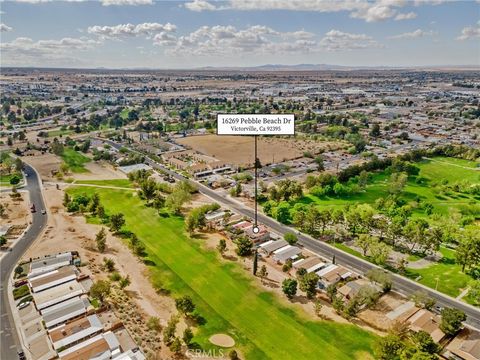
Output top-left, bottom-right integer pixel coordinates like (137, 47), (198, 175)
(0, 164), (48, 359)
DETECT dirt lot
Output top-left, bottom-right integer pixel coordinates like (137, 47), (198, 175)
(0, 191), (31, 227)
(177, 135), (343, 166)
(23, 152), (62, 182)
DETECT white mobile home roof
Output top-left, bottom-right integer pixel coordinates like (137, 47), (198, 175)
(316, 264), (337, 277)
(260, 239), (288, 254)
(273, 245), (293, 255)
(306, 262), (326, 273)
(42, 297), (89, 328)
(29, 252), (72, 278)
(33, 281), (84, 310)
(50, 315), (103, 350)
(273, 246), (302, 262)
(29, 266), (77, 293)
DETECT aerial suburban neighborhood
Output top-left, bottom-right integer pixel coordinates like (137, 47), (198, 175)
(1, 1), (479, 360)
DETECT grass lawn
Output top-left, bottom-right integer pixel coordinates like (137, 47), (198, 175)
(302, 157), (480, 217)
(405, 247), (471, 298)
(75, 179), (134, 188)
(48, 129), (73, 137)
(68, 185), (377, 360)
(0, 173), (21, 186)
(61, 148), (90, 173)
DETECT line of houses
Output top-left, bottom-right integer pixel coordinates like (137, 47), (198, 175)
(14, 252), (145, 360)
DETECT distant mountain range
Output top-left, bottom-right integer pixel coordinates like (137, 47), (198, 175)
(2, 64), (479, 71)
(194, 63), (480, 71)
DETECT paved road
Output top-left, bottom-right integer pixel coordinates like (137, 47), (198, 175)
(0, 164), (48, 359)
(102, 139), (480, 329)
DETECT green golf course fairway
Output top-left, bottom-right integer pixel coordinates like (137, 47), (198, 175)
(68, 185), (377, 360)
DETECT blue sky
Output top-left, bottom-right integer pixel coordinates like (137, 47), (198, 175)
(0, 0), (479, 68)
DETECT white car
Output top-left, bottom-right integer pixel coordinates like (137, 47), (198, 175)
(41, 209), (46, 215)
(17, 301), (30, 310)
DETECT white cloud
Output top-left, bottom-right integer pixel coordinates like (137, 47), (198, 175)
(0, 36), (99, 65)
(87, 22), (176, 39)
(9, 0), (152, 4)
(182, 0), (445, 22)
(319, 29), (383, 51)
(394, 12), (417, 20)
(389, 29), (437, 39)
(456, 24), (480, 40)
(0, 23), (13, 32)
(184, 0), (216, 12)
(100, 0), (153, 6)
(165, 25), (318, 57)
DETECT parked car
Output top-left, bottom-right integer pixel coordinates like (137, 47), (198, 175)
(17, 301), (30, 310)
(41, 209), (46, 215)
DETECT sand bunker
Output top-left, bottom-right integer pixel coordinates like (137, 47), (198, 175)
(209, 334), (235, 347)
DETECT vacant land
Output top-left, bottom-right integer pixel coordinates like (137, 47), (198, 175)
(177, 134), (343, 166)
(302, 157), (480, 217)
(67, 184), (376, 360)
(61, 148), (90, 173)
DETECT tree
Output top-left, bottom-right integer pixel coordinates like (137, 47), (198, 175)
(63, 192), (71, 207)
(258, 265), (268, 279)
(119, 275), (130, 289)
(273, 201), (290, 224)
(299, 272), (319, 299)
(282, 278), (298, 299)
(175, 295), (196, 315)
(169, 337), (182, 354)
(182, 328), (194, 346)
(404, 219), (429, 253)
(467, 280), (480, 305)
(139, 178), (157, 200)
(284, 232), (298, 245)
(388, 172), (408, 196)
(314, 156), (325, 171)
(411, 291), (436, 310)
(235, 236), (253, 257)
(366, 269), (392, 292)
(369, 123), (381, 138)
(14, 265), (23, 276)
(109, 213), (125, 233)
(217, 238), (227, 256)
(146, 316), (161, 332)
(411, 331), (439, 355)
(228, 350), (239, 360)
(455, 227), (480, 272)
(358, 170), (370, 189)
(355, 234), (374, 257)
(314, 300), (323, 317)
(369, 240), (391, 265)
(440, 308), (466, 336)
(90, 280), (111, 302)
(252, 250), (258, 275)
(163, 315), (179, 345)
(165, 188), (191, 214)
(89, 192), (100, 214)
(95, 228), (107, 253)
(374, 334), (405, 360)
(0, 236), (6, 247)
(103, 257), (115, 272)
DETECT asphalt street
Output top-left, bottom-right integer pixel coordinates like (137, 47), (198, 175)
(103, 138), (480, 329)
(0, 164), (47, 359)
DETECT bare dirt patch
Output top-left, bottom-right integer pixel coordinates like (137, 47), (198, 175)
(72, 161), (127, 181)
(23, 153), (61, 181)
(177, 135), (342, 166)
(0, 191), (31, 227)
(209, 334), (235, 348)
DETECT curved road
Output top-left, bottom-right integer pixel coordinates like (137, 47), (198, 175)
(102, 138), (480, 329)
(0, 164), (47, 359)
